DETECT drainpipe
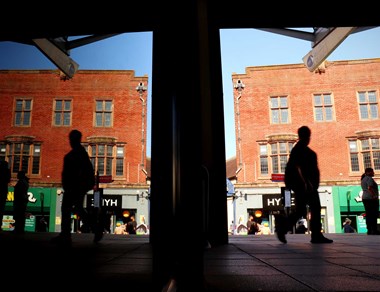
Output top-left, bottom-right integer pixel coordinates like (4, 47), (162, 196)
(234, 79), (245, 170)
(136, 82), (147, 176)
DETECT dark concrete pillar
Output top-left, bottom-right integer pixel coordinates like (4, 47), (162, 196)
(149, 1), (228, 290)
(199, 18), (229, 248)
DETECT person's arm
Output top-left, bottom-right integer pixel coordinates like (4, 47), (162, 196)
(296, 165), (312, 191)
(367, 179), (378, 199)
(7, 168), (11, 183)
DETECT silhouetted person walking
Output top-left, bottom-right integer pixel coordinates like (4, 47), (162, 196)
(51, 129), (98, 245)
(13, 170), (29, 234)
(276, 126), (333, 244)
(360, 167), (380, 235)
(0, 160), (11, 231)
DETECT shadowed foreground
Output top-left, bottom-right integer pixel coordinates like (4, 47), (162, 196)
(1, 232), (380, 291)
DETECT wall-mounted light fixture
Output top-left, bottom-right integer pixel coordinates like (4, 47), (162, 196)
(136, 190), (150, 201)
(234, 79), (245, 93)
(233, 191), (247, 201)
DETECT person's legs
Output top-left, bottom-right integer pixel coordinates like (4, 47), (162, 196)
(51, 191), (74, 244)
(0, 192), (6, 230)
(13, 202), (20, 232)
(309, 190), (333, 243)
(308, 191), (322, 237)
(13, 199), (26, 233)
(16, 202), (27, 233)
(93, 207), (104, 242)
(363, 200), (374, 234)
(274, 212), (288, 243)
(293, 190), (308, 228)
(275, 189), (307, 243)
(73, 193), (91, 232)
(364, 200), (379, 234)
(74, 192), (104, 242)
(60, 191), (74, 236)
(373, 200), (380, 234)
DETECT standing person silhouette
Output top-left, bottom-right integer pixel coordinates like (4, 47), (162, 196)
(13, 170), (29, 234)
(127, 215), (137, 234)
(247, 215), (258, 235)
(360, 167), (380, 235)
(276, 126), (333, 244)
(51, 129), (99, 245)
(0, 160), (11, 231)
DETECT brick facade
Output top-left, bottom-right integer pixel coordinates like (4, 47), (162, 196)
(232, 58), (380, 188)
(0, 69), (148, 188)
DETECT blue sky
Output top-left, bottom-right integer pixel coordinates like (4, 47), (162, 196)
(1, 28), (379, 159)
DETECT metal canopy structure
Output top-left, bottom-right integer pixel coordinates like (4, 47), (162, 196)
(1, 2), (379, 290)
(2, 27), (377, 78)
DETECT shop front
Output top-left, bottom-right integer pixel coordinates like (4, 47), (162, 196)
(231, 186), (333, 235)
(332, 186), (371, 234)
(85, 188), (150, 234)
(3, 187), (57, 232)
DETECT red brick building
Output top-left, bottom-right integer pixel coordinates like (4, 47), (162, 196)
(229, 58), (380, 234)
(232, 58), (380, 186)
(0, 69), (149, 232)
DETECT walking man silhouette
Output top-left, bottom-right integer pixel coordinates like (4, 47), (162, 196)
(276, 126), (333, 244)
(51, 129), (99, 244)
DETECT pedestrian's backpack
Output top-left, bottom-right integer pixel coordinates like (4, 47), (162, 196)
(284, 157), (297, 190)
(83, 157), (95, 191)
